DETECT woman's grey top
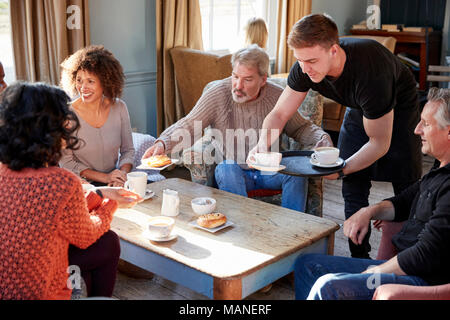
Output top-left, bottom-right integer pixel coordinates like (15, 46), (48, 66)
(60, 99), (135, 176)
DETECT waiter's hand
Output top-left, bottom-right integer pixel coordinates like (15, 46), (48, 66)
(314, 134), (334, 148)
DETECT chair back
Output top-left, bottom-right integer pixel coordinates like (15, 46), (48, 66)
(427, 65), (450, 84)
(170, 47), (232, 115)
(340, 35), (397, 53)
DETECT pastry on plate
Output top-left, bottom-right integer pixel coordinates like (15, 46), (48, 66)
(141, 155), (172, 168)
(196, 213), (227, 229)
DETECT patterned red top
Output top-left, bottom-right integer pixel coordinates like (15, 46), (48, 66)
(0, 165), (118, 300)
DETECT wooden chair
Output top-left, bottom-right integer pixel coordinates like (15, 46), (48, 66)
(170, 47), (232, 115)
(427, 65), (450, 86)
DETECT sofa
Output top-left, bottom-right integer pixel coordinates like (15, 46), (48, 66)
(170, 47), (233, 115)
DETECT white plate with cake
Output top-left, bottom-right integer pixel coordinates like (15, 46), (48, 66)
(188, 213), (234, 233)
(137, 155), (180, 171)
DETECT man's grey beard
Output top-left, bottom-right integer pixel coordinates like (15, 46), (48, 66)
(232, 90), (249, 103)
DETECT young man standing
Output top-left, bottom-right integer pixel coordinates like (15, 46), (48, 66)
(251, 14), (422, 258)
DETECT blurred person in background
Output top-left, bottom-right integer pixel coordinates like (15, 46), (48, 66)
(0, 61), (7, 93)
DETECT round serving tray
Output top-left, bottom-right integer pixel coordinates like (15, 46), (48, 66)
(279, 150), (346, 177)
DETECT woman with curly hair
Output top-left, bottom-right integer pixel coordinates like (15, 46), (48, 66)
(59, 45), (135, 187)
(0, 82), (141, 299)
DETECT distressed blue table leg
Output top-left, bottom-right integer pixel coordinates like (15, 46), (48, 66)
(118, 233), (336, 300)
(239, 237), (331, 298)
(118, 239), (215, 298)
(213, 278), (242, 300)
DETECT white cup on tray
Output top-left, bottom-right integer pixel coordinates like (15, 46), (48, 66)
(311, 147), (340, 165)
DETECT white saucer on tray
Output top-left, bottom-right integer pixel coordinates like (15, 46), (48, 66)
(248, 161), (286, 172)
(142, 230), (177, 242)
(310, 157), (344, 168)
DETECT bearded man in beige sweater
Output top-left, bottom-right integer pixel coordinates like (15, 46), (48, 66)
(144, 45), (332, 212)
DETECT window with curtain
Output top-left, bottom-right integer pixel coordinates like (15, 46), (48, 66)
(0, 0), (15, 83)
(199, 0), (278, 58)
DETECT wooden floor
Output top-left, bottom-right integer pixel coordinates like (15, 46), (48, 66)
(110, 155), (435, 300)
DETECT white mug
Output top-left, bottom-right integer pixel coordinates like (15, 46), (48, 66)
(124, 172), (148, 198)
(161, 189), (180, 217)
(312, 147), (340, 165)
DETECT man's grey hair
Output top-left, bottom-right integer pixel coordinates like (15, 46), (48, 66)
(427, 87), (450, 128)
(231, 44), (269, 77)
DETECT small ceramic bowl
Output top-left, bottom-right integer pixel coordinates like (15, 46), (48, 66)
(191, 197), (216, 215)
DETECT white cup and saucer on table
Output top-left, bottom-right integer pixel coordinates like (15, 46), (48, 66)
(141, 189), (180, 242)
(124, 172), (155, 200)
(248, 151), (286, 172)
(310, 147), (344, 168)
(142, 216), (178, 242)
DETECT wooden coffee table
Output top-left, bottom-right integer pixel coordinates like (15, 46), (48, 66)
(111, 178), (339, 300)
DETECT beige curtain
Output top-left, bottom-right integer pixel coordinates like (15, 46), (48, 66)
(10, 0), (90, 85)
(275, 0), (311, 74)
(156, 0), (203, 135)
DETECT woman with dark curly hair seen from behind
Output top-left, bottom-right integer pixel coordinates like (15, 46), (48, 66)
(0, 82), (141, 300)
(59, 45), (135, 187)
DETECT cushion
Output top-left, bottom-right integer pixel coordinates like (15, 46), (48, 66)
(340, 35), (397, 53)
(267, 78), (323, 127)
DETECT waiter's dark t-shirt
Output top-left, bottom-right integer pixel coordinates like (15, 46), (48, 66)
(288, 38), (422, 182)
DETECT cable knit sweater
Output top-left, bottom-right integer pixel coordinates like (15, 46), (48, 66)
(0, 165), (118, 300)
(158, 77), (326, 162)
